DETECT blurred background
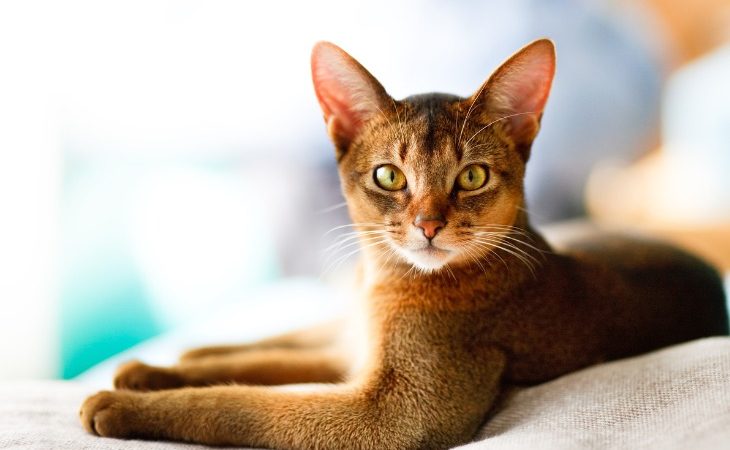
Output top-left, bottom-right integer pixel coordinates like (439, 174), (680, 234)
(1, 0), (728, 381)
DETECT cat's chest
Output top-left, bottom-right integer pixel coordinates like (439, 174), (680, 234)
(366, 281), (512, 351)
(366, 275), (513, 320)
(340, 285), (498, 376)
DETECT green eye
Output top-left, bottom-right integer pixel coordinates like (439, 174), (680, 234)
(457, 164), (488, 191)
(374, 165), (407, 191)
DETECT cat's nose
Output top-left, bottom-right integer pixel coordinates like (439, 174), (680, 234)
(414, 215), (446, 239)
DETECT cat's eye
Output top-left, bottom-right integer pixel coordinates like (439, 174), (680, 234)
(456, 164), (489, 191)
(374, 164), (407, 191)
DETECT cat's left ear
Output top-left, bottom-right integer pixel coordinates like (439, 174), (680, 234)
(311, 42), (392, 158)
(467, 39), (556, 161)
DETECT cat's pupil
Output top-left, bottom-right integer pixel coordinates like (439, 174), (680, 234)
(468, 170), (474, 182)
(390, 171), (395, 182)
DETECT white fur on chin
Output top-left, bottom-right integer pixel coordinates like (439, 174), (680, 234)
(398, 246), (454, 273)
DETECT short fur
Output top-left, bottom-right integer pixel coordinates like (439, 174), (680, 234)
(80, 40), (728, 450)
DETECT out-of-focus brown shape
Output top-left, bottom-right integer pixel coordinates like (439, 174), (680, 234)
(650, 226), (730, 273)
(587, 154), (730, 272)
(645, 0), (730, 63)
(588, 1), (730, 273)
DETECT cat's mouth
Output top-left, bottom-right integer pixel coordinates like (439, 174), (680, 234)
(416, 244), (450, 255)
(401, 242), (453, 271)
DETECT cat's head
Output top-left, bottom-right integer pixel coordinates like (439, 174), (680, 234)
(312, 40), (555, 273)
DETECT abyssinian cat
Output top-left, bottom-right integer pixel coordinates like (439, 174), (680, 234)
(80, 39), (728, 449)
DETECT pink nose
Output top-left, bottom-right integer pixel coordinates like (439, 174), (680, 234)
(414, 216), (446, 239)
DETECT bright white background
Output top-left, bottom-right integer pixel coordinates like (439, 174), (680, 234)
(0, 0), (671, 379)
(0, 0), (536, 379)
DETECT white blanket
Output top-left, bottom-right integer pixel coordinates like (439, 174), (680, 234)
(1, 337), (729, 449)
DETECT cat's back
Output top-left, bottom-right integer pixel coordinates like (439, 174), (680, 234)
(542, 221), (728, 357)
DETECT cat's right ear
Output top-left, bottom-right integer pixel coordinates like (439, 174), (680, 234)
(311, 42), (391, 158)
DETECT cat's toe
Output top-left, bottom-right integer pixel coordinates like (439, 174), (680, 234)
(80, 390), (136, 438)
(114, 360), (183, 391)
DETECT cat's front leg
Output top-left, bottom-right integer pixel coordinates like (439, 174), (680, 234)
(114, 347), (348, 391)
(81, 348), (506, 450)
(81, 384), (414, 448)
(179, 319), (343, 361)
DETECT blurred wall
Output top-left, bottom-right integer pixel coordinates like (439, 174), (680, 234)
(0, 0), (670, 379)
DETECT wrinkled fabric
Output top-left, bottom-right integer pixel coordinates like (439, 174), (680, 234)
(2, 337), (729, 450)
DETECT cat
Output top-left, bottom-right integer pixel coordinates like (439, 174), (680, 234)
(80, 39), (728, 450)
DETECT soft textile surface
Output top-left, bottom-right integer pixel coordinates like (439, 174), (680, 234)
(455, 337), (730, 450)
(1, 338), (729, 450)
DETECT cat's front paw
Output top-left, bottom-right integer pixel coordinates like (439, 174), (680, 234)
(80, 390), (138, 438)
(114, 360), (183, 391)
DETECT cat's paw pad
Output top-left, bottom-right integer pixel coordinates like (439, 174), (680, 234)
(114, 360), (183, 391)
(79, 390), (136, 438)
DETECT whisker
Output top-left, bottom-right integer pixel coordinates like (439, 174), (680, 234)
(472, 235), (538, 263)
(316, 201), (348, 214)
(323, 232), (386, 258)
(469, 240), (509, 272)
(322, 238), (389, 277)
(515, 205), (551, 225)
(322, 230), (388, 254)
(462, 243), (490, 276)
(467, 224), (528, 230)
(471, 237), (538, 277)
(390, 98), (407, 144)
(374, 246), (398, 274)
(469, 228), (535, 241)
(323, 235), (388, 263)
(362, 98), (403, 143)
(471, 240), (533, 276)
(468, 225), (538, 242)
(323, 222), (387, 237)
(464, 111), (537, 148)
(473, 231), (550, 257)
(453, 106), (460, 152)
(476, 237), (541, 266)
(400, 263), (417, 281)
(380, 246), (399, 272)
(443, 264), (457, 283)
(457, 84), (488, 149)
(471, 235), (537, 268)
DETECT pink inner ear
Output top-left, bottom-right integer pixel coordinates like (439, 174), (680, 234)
(500, 63), (553, 116)
(488, 40), (556, 118)
(311, 42), (388, 145)
(315, 77), (359, 138)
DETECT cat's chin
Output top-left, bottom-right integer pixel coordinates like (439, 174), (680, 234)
(399, 246), (453, 273)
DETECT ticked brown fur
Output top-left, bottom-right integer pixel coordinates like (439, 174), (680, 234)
(80, 40), (728, 449)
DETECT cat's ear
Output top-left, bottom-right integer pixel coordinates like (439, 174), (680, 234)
(467, 39), (556, 160)
(311, 42), (392, 158)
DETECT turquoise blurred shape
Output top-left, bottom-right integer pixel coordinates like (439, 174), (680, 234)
(61, 257), (160, 379)
(60, 159), (278, 379)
